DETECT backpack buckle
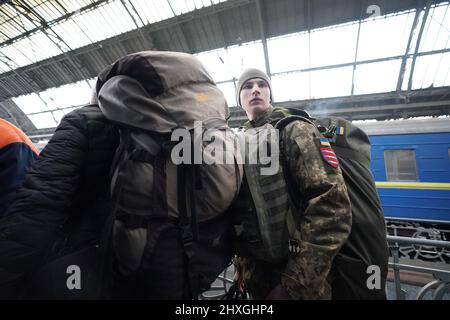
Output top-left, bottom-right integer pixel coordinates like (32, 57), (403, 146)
(288, 239), (300, 253)
(325, 126), (336, 139)
(318, 125), (336, 139)
(181, 229), (194, 248)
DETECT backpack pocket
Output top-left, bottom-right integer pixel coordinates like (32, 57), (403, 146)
(112, 220), (147, 276)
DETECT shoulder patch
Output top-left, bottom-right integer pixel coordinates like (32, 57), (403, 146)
(317, 138), (339, 168)
(335, 126), (345, 135)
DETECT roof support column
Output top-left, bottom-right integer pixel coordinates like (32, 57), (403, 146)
(407, 0), (433, 93)
(120, 0), (154, 50)
(256, 0), (271, 79)
(396, 5), (422, 92)
(351, 20), (362, 96)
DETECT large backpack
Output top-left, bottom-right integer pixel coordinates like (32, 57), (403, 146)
(234, 108), (388, 299)
(278, 110), (389, 299)
(95, 51), (243, 298)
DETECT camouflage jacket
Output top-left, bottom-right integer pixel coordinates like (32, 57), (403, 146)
(233, 106), (352, 300)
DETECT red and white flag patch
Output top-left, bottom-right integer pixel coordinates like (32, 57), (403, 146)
(319, 138), (339, 168)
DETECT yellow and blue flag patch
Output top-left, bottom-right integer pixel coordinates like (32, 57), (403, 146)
(320, 138), (331, 147)
(335, 126), (345, 135)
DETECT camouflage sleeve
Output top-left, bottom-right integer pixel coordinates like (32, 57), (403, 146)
(280, 120), (352, 299)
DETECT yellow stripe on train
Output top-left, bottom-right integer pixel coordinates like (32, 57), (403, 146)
(375, 182), (450, 190)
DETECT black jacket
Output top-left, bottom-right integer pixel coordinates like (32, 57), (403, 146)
(0, 119), (39, 218)
(0, 105), (119, 298)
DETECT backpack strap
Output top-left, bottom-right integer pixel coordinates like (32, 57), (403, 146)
(109, 127), (130, 197)
(177, 163), (201, 299)
(96, 128), (133, 298)
(284, 107), (315, 120)
(176, 132), (202, 299)
(274, 115), (314, 211)
(275, 115), (315, 130)
(275, 115), (315, 247)
(111, 128), (169, 219)
(130, 148), (168, 218)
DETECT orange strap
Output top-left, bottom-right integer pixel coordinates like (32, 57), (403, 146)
(0, 118), (39, 155)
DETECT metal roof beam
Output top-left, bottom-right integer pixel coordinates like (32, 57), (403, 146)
(0, 0), (110, 47)
(228, 98), (450, 125)
(0, 51), (41, 93)
(397, 5), (422, 92)
(166, 0), (200, 54)
(351, 19), (362, 96)
(407, 0), (433, 93)
(0, 98), (36, 131)
(271, 46), (450, 77)
(10, 1), (91, 86)
(256, 0), (271, 78)
(120, 0), (154, 50)
(0, 101), (19, 126)
(215, 5), (228, 47)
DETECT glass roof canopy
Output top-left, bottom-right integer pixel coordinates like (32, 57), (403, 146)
(0, 0), (228, 73)
(13, 79), (95, 129)
(4, 1), (450, 130)
(208, 3), (450, 109)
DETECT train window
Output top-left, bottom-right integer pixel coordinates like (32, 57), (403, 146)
(384, 150), (418, 181)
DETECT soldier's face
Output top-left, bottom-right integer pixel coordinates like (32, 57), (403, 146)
(240, 78), (271, 120)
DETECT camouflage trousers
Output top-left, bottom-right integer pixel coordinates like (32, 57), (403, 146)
(233, 256), (286, 300)
(234, 255), (333, 300)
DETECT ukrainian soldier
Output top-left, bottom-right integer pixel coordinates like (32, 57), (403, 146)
(231, 68), (352, 300)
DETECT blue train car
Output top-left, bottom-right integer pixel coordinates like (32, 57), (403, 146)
(356, 118), (450, 226)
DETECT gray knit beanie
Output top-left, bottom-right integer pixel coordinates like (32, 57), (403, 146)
(236, 68), (272, 107)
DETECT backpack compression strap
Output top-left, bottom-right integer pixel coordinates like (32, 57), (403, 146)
(274, 115), (316, 246)
(177, 133), (202, 298)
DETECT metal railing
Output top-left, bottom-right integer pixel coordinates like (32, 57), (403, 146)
(199, 236), (450, 300)
(387, 235), (450, 300)
(387, 222), (450, 262)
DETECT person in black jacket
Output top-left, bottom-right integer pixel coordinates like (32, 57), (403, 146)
(0, 105), (119, 299)
(0, 51), (238, 300)
(0, 118), (39, 218)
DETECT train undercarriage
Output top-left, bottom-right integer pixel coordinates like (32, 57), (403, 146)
(386, 219), (450, 264)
